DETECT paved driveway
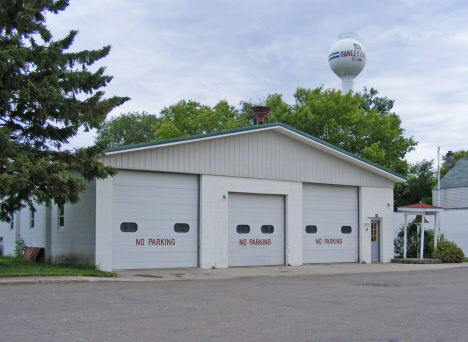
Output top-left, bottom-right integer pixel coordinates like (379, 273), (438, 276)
(1, 266), (467, 341)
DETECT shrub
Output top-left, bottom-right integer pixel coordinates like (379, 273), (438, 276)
(14, 237), (27, 258)
(394, 222), (440, 258)
(433, 241), (465, 263)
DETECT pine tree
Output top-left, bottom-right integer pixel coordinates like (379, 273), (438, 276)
(0, 0), (129, 221)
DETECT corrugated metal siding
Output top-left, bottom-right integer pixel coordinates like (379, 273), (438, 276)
(103, 130), (394, 188)
(433, 187), (468, 209)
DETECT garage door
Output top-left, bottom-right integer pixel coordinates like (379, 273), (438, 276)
(112, 170), (198, 269)
(228, 193), (284, 266)
(303, 184), (358, 263)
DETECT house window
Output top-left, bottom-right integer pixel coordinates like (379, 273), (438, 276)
(341, 226), (352, 234)
(59, 206), (65, 227)
(236, 225), (250, 234)
(174, 223), (189, 233)
(30, 209), (35, 228)
(10, 214), (14, 230)
(261, 225), (274, 234)
(305, 225), (317, 234)
(120, 222), (138, 232)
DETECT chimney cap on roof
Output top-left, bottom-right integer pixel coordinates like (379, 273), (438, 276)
(250, 106), (272, 125)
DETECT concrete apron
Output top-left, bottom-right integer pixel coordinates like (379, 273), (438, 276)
(1, 262), (468, 285)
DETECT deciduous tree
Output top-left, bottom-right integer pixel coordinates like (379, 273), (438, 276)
(266, 87), (417, 175)
(394, 159), (437, 209)
(153, 100), (246, 140)
(95, 111), (160, 149)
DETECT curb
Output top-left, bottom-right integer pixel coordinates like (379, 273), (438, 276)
(1, 263), (467, 286)
(0, 277), (121, 286)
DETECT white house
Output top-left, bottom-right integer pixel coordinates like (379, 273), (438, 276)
(431, 155), (468, 254)
(433, 156), (468, 209)
(0, 123), (405, 271)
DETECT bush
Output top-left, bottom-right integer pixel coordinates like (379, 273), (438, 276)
(433, 241), (465, 263)
(14, 237), (27, 258)
(394, 222), (440, 258)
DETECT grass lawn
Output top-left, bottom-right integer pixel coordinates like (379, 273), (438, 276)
(0, 256), (116, 278)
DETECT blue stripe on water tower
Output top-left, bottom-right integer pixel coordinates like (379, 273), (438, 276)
(328, 51), (339, 61)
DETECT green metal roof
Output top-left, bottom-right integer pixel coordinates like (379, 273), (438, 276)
(104, 122), (406, 181)
(434, 158), (468, 190)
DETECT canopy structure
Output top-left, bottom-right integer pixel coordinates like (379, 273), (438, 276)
(397, 203), (444, 259)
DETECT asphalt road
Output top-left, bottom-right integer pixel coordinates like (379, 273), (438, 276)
(1, 268), (467, 342)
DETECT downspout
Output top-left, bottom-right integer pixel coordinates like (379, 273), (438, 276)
(436, 147), (440, 248)
(45, 204), (52, 260)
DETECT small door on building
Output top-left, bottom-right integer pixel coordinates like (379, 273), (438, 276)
(112, 170), (199, 270)
(371, 220), (380, 262)
(303, 184), (359, 263)
(228, 193), (284, 267)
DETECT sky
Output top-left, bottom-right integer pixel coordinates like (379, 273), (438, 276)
(45, 0), (468, 165)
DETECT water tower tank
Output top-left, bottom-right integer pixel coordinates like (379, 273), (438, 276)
(328, 33), (367, 94)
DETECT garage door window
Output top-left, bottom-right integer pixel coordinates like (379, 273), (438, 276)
(305, 225), (317, 234)
(121, 222), (138, 232)
(261, 225), (274, 234)
(174, 223), (190, 233)
(236, 225), (250, 234)
(341, 226), (352, 234)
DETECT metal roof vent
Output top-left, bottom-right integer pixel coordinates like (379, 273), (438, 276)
(250, 106), (272, 125)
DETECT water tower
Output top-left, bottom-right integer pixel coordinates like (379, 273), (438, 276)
(328, 33), (367, 94)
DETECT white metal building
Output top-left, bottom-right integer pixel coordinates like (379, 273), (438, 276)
(0, 123), (405, 270)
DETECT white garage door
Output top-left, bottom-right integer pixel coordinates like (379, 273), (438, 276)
(303, 184), (358, 263)
(112, 170), (198, 270)
(228, 193), (284, 267)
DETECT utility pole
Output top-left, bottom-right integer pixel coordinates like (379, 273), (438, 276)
(437, 146), (441, 207)
(436, 146), (441, 248)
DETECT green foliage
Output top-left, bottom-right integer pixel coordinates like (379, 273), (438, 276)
(0, 0), (129, 221)
(266, 87), (417, 175)
(95, 111), (161, 148)
(153, 100), (248, 140)
(394, 159), (437, 210)
(440, 150), (468, 178)
(394, 222), (439, 258)
(14, 236), (27, 257)
(433, 241), (465, 263)
(360, 87), (395, 115)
